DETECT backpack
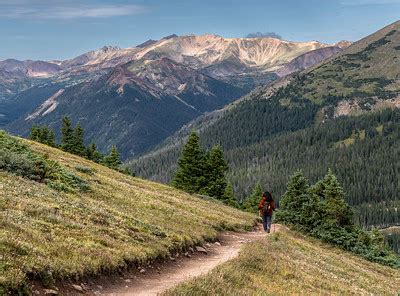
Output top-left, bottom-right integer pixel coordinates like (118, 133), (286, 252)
(262, 201), (271, 214)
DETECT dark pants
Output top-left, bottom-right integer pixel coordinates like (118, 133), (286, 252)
(262, 214), (272, 232)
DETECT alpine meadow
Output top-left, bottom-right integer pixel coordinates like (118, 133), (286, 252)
(1, 2), (399, 295)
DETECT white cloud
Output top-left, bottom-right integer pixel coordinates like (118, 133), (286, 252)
(341, 0), (400, 5)
(0, 2), (147, 19)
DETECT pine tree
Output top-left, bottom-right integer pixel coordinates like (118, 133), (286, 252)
(61, 117), (74, 153)
(313, 169), (353, 227)
(72, 123), (85, 156)
(172, 131), (205, 193)
(30, 125), (56, 147)
(243, 183), (263, 213)
(222, 182), (238, 207)
(275, 170), (316, 226)
(104, 145), (122, 169)
(86, 142), (103, 163)
(29, 125), (40, 141)
(203, 145), (228, 198)
(46, 128), (56, 147)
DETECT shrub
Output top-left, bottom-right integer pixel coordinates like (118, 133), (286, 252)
(0, 130), (89, 192)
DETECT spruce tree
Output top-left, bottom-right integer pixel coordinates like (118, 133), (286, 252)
(173, 131), (205, 193)
(29, 125), (40, 141)
(243, 183), (263, 213)
(61, 117), (74, 153)
(30, 125), (56, 146)
(86, 142), (103, 163)
(222, 182), (238, 207)
(46, 128), (56, 147)
(275, 171), (314, 226)
(73, 123), (86, 156)
(313, 169), (353, 227)
(104, 145), (122, 169)
(203, 145), (228, 198)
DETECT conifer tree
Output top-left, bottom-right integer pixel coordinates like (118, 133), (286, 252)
(222, 182), (238, 207)
(61, 117), (74, 153)
(203, 145), (228, 198)
(72, 123), (85, 156)
(86, 142), (103, 163)
(275, 171), (317, 226)
(243, 182), (263, 213)
(29, 125), (40, 141)
(104, 145), (122, 169)
(173, 131), (205, 193)
(29, 125), (56, 147)
(312, 169), (353, 227)
(46, 128), (56, 147)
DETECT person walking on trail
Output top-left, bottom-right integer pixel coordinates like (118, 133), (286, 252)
(258, 191), (275, 233)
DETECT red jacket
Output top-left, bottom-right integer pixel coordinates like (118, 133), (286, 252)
(258, 197), (275, 216)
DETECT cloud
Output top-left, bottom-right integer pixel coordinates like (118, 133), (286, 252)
(245, 32), (282, 39)
(341, 0), (400, 5)
(0, 1), (147, 19)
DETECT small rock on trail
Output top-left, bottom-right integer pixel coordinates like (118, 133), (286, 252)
(43, 289), (58, 295)
(196, 246), (208, 254)
(72, 284), (84, 292)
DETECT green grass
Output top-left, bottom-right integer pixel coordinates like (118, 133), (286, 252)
(0, 135), (256, 294)
(166, 228), (400, 295)
(333, 129), (365, 148)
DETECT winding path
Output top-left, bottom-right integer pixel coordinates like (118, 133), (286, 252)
(87, 225), (277, 295)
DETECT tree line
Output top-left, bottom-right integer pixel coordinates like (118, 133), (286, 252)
(30, 117), (132, 174)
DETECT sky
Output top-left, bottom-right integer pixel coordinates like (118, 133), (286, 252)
(0, 0), (399, 61)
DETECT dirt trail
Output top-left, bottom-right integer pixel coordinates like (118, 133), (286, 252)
(85, 224), (279, 296)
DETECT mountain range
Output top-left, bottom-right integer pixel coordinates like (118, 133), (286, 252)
(1, 34), (348, 157)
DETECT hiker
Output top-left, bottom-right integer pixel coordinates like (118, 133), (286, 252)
(258, 191), (275, 233)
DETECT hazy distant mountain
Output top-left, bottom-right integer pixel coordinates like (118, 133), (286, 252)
(2, 33), (348, 157)
(0, 59), (62, 102)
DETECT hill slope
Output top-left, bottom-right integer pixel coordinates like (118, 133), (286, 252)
(0, 132), (255, 294)
(166, 228), (400, 295)
(129, 21), (400, 228)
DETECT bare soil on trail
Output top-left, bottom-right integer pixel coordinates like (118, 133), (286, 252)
(75, 225), (278, 296)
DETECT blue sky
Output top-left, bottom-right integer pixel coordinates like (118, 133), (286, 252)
(0, 0), (399, 61)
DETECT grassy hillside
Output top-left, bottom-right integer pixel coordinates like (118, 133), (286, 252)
(0, 132), (255, 294)
(166, 227), (400, 295)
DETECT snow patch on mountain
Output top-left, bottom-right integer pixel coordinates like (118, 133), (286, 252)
(25, 89), (64, 120)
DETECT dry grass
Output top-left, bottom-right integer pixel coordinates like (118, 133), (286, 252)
(166, 227), (400, 295)
(0, 138), (255, 293)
